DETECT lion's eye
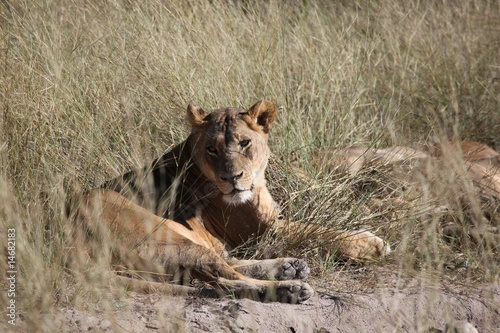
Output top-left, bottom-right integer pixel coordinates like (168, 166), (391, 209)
(206, 146), (217, 155)
(240, 139), (251, 148)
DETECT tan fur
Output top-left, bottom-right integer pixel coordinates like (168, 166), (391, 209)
(438, 141), (500, 198)
(78, 101), (389, 303)
(316, 142), (499, 199)
(313, 141), (500, 251)
(314, 146), (429, 175)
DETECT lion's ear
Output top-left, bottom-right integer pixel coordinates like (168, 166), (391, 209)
(247, 101), (278, 133)
(187, 104), (207, 127)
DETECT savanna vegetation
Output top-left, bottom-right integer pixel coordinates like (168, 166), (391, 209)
(1, 0), (499, 331)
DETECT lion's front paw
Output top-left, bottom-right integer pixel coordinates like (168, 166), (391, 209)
(338, 230), (391, 259)
(277, 258), (310, 280)
(273, 281), (314, 304)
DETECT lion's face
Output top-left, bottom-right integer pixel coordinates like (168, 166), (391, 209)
(187, 101), (278, 205)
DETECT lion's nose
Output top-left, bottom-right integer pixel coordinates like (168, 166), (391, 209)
(220, 171), (243, 184)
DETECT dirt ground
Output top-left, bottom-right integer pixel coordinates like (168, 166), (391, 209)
(7, 266), (500, 333)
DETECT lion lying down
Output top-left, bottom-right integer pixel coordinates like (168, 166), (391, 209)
(77, 101), (390, 303)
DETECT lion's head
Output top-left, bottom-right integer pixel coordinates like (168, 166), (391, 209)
(186, 101), (278, 205)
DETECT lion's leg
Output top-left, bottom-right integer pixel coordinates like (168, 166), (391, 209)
(228, 258), (310, 280)
(157, 243), (313, 303)
(83, 189), (313, 303)
(249, 189), (390, 260)
(216, 277), (313, 303)
(274, 220), (390, 260)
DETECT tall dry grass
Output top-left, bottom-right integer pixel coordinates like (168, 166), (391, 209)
(1, 0), (499, 330)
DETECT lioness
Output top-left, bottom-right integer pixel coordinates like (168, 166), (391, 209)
(79, 101), (389, 303)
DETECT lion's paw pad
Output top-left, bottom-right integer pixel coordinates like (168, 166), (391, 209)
(278, 259), (310, 280)
(275, 281), (314, 303)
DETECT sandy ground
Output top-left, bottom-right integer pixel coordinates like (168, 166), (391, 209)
(7, 267), (499, 333)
